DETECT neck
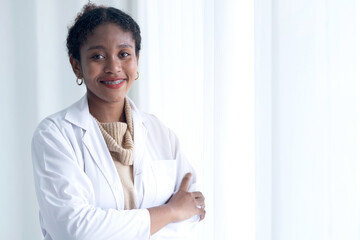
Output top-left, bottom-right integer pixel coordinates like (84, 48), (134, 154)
(87, 94), (126, 123)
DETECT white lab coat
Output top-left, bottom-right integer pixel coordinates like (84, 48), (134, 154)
(32, 95), (199, 240)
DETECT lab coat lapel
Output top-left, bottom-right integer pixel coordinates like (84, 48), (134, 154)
(82, 120), (123, 209)
(132, 112), (147, 175)
(65, 95), (123, 209)
(128, 98), (148, 208)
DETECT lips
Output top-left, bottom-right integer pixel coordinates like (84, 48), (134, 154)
(100, 78), (126, 89)
(101, 79), (124, 85)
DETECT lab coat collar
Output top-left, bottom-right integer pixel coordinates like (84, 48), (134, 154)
(64, 95), (91, 131)
(63, 94), (147, 130)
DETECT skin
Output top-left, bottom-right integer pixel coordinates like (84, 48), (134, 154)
(69, 23), (206, 235)
(70, 23), (138, 123)
(148, 173), (206, 234)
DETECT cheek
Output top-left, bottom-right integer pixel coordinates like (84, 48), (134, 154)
(128, 61), (138, 74)
(83, 62), (101, 78)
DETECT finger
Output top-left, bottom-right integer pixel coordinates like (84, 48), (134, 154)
(195, 201), (205, 210)
(191, 192), (205, 200)
(179, 172), (192, 191)
(197, 208), (206, 221)
(196, 198), (205, 205)
(199, 210), (206, 221)
(192, 194), (205, 208)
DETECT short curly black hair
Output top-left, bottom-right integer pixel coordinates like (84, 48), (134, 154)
(66, 3), (141, 61)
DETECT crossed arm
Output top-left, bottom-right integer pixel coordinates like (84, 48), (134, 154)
(148, 172), (206, 235)
(32, 122), (206, 239)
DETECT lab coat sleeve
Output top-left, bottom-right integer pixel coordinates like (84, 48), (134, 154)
(151, 129), (201, 240)
(32, 120), (150, 240)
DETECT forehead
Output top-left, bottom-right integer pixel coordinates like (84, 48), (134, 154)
(83, 23), (135, 48)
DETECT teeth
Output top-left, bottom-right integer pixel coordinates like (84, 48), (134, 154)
(102, 80), (124, 85)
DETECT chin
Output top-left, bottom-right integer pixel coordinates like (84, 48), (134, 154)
(107, 96), (126, 103)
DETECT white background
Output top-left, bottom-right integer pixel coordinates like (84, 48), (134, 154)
(1, 0), (360, 239)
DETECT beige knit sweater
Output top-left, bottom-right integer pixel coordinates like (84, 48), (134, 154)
(95, 99), (137, 210)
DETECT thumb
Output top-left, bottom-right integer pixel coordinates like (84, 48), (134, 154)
(179, 172), (192, 191)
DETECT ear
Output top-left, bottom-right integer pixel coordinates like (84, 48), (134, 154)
(136, 53), (140, 64)
(69, 56), (83, 78)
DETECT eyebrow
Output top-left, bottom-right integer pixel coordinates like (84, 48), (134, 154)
(87, 44), (134, 51)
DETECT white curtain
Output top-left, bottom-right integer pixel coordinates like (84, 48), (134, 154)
(1, 0), (360, 239)
(135, 0), (360, 239)
(256, 0), (360, 239)
(133, 0), (255, 239)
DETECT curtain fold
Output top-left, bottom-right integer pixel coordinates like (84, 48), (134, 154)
(256, 0), (360, 239)
(134, 0), (256, 239)
(2, 0), (360, 239)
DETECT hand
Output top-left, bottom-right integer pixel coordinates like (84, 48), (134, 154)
(167, 173), (206, 222)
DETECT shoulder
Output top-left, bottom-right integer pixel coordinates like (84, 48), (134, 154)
(140, 110), (176, 137)
(137, 110), (181, 155)
(33, 109), (68, 139)
(127, 97), (175, 138)
(142, 112), (169, 132)
(32, 96), (88, 141)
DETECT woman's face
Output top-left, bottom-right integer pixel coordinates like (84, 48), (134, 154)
(72, 23), (138, 105)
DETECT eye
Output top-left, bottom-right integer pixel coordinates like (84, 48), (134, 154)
(120, 52), (130, 58)
(91, 54), (105, 60)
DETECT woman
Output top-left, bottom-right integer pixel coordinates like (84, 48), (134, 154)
(31, 3), (205, 240)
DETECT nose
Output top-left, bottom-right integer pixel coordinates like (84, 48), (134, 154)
(104, 56), (121, 74)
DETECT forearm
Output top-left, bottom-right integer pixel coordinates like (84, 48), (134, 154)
(148, 204), (175, 235)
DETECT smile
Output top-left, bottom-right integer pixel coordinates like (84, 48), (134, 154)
(100, 79), (126, 89)
(101, 79), (124, 85)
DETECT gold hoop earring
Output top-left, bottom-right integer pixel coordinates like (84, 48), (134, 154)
(135, 72), (139, 80)
(76, 77), (83, 86)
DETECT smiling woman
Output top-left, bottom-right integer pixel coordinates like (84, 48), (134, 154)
(70, 23), (139, 123)
(31, 3), (205, 240)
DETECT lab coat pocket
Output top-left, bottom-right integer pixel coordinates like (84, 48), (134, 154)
(151, 159), (177, 205)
